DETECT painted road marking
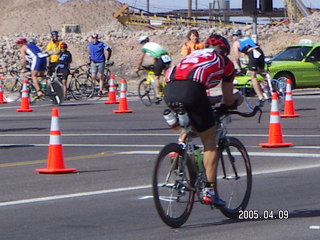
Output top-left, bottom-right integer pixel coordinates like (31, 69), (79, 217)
(309, 226), (320, 230)
(1, 133), (320, 137)
(0, 163), (320, 207)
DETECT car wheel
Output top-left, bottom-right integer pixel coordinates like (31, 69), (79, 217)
(275, 73), (296, 89)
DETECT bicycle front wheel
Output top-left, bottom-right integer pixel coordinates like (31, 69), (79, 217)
(138, 78), (155, 107)
(69, 73), (94, 100)
(152, 143), (196, 228)
(216, 137), (252, 219)
(47, 81), (64, 105)
(241, 79), (259, 110)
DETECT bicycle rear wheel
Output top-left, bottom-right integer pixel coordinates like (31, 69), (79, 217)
(47, 81), (64, 105)
(241, 79), (259, 110)
(138, 78), (155, 107)
(69, 73), (94, 100)
(152, 143), (196, 228)
(216, 137), (252, 219)
(3, 77), (22, 102)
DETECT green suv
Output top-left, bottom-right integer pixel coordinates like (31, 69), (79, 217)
(233, 40), (320, 89)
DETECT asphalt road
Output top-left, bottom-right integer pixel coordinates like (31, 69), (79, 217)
(0, 91), (320, 240)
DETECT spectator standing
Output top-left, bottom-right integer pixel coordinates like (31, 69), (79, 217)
(57, 42), (72, 98)
(181, 29), (204, 57)
(46, 30), (62, 76)
(88, 33), (112, 96)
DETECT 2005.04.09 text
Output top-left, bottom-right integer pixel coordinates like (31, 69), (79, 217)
(239, 210), (289, 220)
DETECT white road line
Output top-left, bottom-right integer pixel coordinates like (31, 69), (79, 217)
(1, 133), (320, 137)
(309, 226), (320, 230)
(0, 163), (320, 207)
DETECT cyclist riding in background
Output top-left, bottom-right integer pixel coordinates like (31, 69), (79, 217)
(57, 42), (72, 98)
(136, 36), (171, 104)
(180, 29), (204, 57)
(232, 29), (267, 106)
(164, 34), (243, 207)
(88, 33), (112, 97)
(16, 38), (47, 97)
(46, 30), (62, 76)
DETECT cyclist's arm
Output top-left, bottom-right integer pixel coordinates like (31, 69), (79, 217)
(106, 48), (112, 61)
(20, 45), (28, 73)
(232, 41), (242, 70)
(136, 52), (146, 73)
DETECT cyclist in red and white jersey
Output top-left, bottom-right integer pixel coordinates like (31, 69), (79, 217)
(164, 34), (243, 207)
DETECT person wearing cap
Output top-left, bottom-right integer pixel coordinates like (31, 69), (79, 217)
(180, 29), (204, 57)
(232, 29), (267, 105)
(136, 36), (171, 104)
(16, 38), (47, 97)
(88, 33), (112, 96)
(57, 42), (72, 98)
(46, 30), (62, 76)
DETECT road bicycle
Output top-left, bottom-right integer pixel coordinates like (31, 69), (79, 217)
(3, 67), (64, 105)
(137, 65), (165, 107)
(72, 61), (118, 98)
(152, 103), (262, 228)
(238, 69), (287, 111)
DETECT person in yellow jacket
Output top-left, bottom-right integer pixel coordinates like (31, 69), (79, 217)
(180, 29), (204, 57)
(46, 30), (62, 76)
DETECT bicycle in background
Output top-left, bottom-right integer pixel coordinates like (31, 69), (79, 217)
(71, 61), (118, 98)
(236, 68), (287, 110)
(137, 65), (165, 107)
(152, 102), (262, 228)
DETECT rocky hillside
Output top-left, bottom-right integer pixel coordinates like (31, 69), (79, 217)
(0, 0), (320, 83)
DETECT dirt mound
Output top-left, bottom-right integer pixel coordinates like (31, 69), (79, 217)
(0, 0), (123, 35)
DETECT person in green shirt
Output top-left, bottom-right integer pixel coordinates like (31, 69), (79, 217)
(136, 36), (171, 104)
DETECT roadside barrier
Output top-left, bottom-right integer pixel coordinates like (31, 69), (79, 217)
(113, 78), (133, 113)
(36, 108), (77, 174)
(16, 79), (33, 112)
(259, 91), (292, 148)
(104, 74), (119, 104)
(280, 78), (300, 118)
(0, 77), (7, 104)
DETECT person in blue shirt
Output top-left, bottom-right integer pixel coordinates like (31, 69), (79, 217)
(232, 29), (267, 106)
(88, 33), (112, 96)
(57, 42), (72, 98)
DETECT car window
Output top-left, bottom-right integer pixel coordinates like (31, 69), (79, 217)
(307, 47), (320, 61)
(271, 46), (312, 61)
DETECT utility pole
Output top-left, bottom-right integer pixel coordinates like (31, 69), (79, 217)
(188, 0), (192, 17)
(147, 0), (150, 12)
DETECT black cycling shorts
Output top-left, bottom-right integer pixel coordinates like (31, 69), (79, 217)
(154, 58), (171, 76)
(164, 80), (215, 133)
(248, 48), (265, 71)
(57, 68), (70, 80)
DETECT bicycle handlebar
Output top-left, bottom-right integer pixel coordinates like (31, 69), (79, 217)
(214, 105), (262, 123)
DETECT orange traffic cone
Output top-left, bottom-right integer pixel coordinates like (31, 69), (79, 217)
(16, 79), (33, 112)
(113, 78), (133, 113)
(259, 92), (292, 148)
(280, 78), (300, 118)
(104, 74), (119, 104)
(36, 108), (77, 174)
(0, 77), (7, 104)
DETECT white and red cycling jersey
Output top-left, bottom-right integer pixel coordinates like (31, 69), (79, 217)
(165, 48), (235, 89)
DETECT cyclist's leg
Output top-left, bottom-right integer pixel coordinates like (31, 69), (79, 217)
(31, 71), (43, 96)
(249, 70), (263, 100)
